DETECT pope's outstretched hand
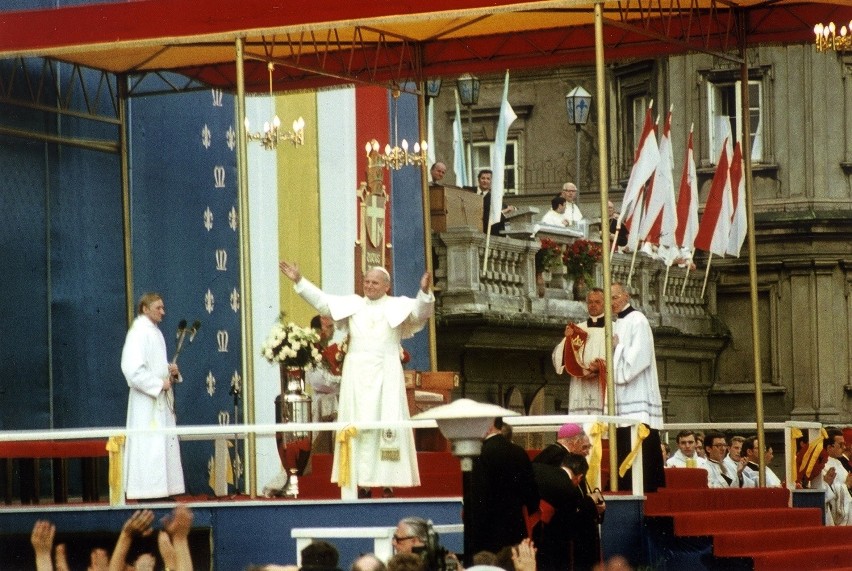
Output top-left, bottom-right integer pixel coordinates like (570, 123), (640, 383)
(279, 261), (301, 283)
(420, 272), (432, 293)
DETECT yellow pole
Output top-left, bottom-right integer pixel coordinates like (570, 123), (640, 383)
(118, 75), (133, 326)
(592, 1), (618, 491)
(235, 37), (258, 497)
(739, 10), (766, 487)
(417, 82), (438, 372)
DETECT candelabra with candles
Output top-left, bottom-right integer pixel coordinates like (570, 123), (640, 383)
(365, 89), (428, 170)
(814, 21), (852, 52)
(244, 62), (306, 150)
(365, 138), (428, 170)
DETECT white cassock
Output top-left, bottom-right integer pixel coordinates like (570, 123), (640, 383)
(120, 315), (185, 499)
(551, 316), (606, 415)
(666, 449), (708, 469)
(294, 278), (434, 492)
(742, 462), (782, 488)
(814, 456), (852, 526)
(612, 306), (664, 429)
(706, 459), (739, 488)
(561, 202), (584, 226)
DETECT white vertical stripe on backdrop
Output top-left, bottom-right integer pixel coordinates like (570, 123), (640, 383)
(246, 96), (286, 491)
(318, 88), (358, 295)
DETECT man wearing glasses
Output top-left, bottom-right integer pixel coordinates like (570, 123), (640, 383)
(704, 430), (744, 488)
(391, 517), (428, 554)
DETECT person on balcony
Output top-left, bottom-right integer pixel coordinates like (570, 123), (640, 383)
(479, 169), (516, 235)
(430, 161), (447, 185)
(560, 182), (584, 227)
(279, 261), (434, 500)
(540, 195), (568, 227)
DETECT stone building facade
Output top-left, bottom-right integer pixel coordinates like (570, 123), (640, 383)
(428, 45), (852, 424)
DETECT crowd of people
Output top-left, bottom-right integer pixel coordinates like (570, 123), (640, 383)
(663, 426), (852, 526)
(30, 505), (194, 571)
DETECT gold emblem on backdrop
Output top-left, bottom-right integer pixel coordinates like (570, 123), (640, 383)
(356, 153), (392, 292)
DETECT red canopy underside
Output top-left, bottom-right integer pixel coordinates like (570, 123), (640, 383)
(0, 0), (848, 91)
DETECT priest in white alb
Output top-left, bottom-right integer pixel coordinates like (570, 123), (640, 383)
(280, 261), (434, 499)
(120, 292), (185, 500)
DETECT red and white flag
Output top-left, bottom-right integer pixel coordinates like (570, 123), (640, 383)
(675, 126), (699, 253)
(726, 141), (747, 257)
(618, 103), (660, 228)
(637, 109), (677, 249)
(694, 119), (733, 257)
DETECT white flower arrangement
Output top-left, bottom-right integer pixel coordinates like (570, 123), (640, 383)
(260, 319), (322, 370)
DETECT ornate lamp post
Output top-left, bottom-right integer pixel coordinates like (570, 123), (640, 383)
(413, 398), (518, 567)
(565, 86), (593, 202)
(456, 74), (481, 182)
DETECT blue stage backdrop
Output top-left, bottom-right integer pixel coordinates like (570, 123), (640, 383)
(130, 86), (242, 495)
(389, 88), (430, 372)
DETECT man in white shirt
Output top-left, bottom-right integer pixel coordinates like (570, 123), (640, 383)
(541, 195), (568, 227)
(723, 435), (746, 475)
(666, 430), (708, 469)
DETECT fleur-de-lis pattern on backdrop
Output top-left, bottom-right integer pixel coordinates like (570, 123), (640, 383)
(130, 86), (240, 495)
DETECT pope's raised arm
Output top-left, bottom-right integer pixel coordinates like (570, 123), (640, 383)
(279, 260), (302, 283)
(420, 271), (432, 293)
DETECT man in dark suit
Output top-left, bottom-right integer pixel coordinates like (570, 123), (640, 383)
(532, 452), (587, 571)
(468, 417), (539, 556)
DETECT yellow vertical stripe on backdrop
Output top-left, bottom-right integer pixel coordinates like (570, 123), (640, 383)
(278, 91), (320, 328)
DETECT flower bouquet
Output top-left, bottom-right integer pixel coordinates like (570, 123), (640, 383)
(562, 239), (603, 283)
(260, 319), (322, 370)
(539, 238), (565, 273)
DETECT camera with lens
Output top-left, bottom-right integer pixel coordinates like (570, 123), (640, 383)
(412, 520), (458, 571)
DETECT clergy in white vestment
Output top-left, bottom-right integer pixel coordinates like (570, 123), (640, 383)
(703, 431), (742, 488)
(740, 435), (782, 489)
(611, 282), (666, 492)
(560, 182), (584, 227)
(280, 261), (434, 499)
(120, 293), (185, 500)
(541, 195), (569, 227)
(812, 428), (852, 525)
(551, 287), (607, 415)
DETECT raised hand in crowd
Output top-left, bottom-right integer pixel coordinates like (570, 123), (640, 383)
(31, 520), (56, 571)
(108, 509), (155, 571)
(159, 505), (194, 571)
(512, 538), (537, 571)
(87, 547), (110, 571)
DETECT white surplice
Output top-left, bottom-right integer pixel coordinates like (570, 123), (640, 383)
(120, 315), (185, 499)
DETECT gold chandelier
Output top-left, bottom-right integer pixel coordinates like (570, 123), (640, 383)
(814, 21), (852, 52)
(244, 62), (305, 150)
(365, 88), (428, 171)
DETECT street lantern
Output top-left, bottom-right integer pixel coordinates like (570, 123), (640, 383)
(413, 398), (518, 567)
(456, 74), (481, 183)
(566, 86), (593, 200)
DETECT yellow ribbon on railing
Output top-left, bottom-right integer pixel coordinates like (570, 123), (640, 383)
(105, 435), (126, 506)
(618, 424), (650, 478)
(587, 421), (606, 490)
(800, 428), (828, 479)
(789, 427), (803, 483)
(336, 425), (358, 488)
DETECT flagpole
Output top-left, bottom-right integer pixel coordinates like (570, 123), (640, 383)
(739, 10), (766, 487)
(700, 254), (712, 299)
(592, 1), (618, 493)
(418, 78), (438, 372)
(680, 263), (691, 296)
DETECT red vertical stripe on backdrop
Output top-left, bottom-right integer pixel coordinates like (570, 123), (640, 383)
(354, 86), (390, 288)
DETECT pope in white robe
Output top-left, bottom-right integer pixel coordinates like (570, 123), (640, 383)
(281, 262), (434, 498)
(120, 293), (185, 500)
